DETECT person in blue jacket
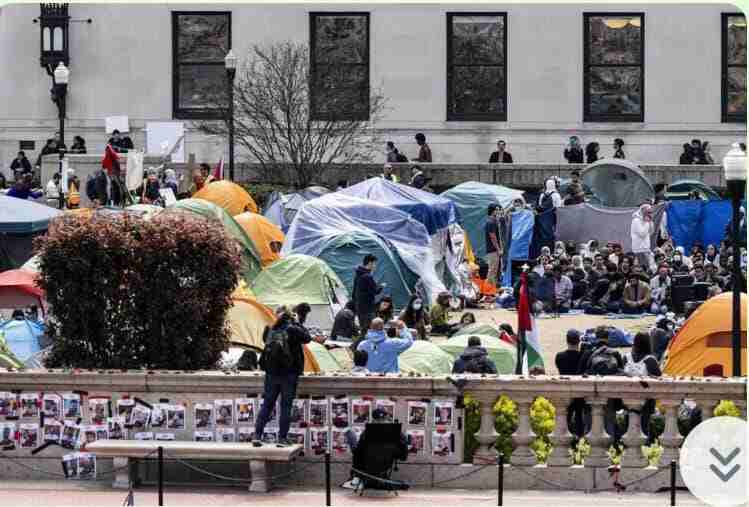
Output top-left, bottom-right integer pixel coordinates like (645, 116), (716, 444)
(356, 318), (413, 373)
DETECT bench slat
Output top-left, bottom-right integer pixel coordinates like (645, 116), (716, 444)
(86, 440), (302, 461)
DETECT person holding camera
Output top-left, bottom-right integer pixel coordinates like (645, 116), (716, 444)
(563, 136), (584, 163)
(356, 318), (413, 374)
(352, 255), (385, 339)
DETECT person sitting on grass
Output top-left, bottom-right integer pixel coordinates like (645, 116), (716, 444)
(429, 292), (455, 335)
(447, 311), (477, 337)
(350, 349), (369, 374)
(622, 273), (652, 314)
(452, 336), (497, 374)
(399, 295), (429, 340)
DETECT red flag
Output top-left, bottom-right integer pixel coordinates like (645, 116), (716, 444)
(101, 144), (119, 174)
(517, 272), (532, 333)
(213, 159), (224, 180)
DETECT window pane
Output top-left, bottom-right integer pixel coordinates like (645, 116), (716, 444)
(451, 16), (505, 65)
(727, 15), (747, 66)
(177, 14), (230, 62)
(727, 67), (747, 116)
(177, 65), (227, 110)
(313, 64), (368, 116)
(314, 15), (367, 64)
(450, 66), (505, 116)
(588, 67), (642, 116)
(53, 27), (63, 51)
(588, 16), (642, 65)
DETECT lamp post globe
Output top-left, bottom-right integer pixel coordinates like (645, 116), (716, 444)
(54, 61), (69, 85)
(723, 142), (746, 378)
(225, 50), (237, 181)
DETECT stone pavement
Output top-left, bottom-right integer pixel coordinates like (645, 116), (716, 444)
(2, 481), (706, 506)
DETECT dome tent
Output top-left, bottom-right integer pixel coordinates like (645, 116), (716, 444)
(0, 195), (62, 271)
(582, 159), (654, 208)
(441, 182), (524, 259)
(399, 341), (455, 375)
(282, 193), (446, 302)
(439, 334), (517, 374)
(193, 180), (259, 216)
(167, 198), (262, 283)
(317, 230), (419, 309)
(0, 318), (44, 362)
(250, 254), (347, 332)
(263, 186), (330, 233)
(226, 297), (276, 350)
(234, 212), (285, 267)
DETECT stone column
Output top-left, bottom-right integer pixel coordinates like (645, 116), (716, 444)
(585, 398), (611, 468)
(511, 397), (537, 466)
(620, 398), (647, 468)
(112, 457), (130, 489)
(249, 459), (271, 492)
(473, 395), (499, 464)
(695, 398), (716, 423)
(547, 397), (573, 466)
(659, 400), (684, 465)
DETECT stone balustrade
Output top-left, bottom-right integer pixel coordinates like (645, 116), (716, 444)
(0, 370), (744, 490)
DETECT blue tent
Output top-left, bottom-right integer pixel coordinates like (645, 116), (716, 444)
(502, 210), (535, 287)
(0, 196), (63, 270)
(667, 200), (745, 250)
(441, 181), (524, 258)
(0, 319), (44, 362)
(262, 186), (330, 233)
(338, 178), (458, 235)
(317, 231), (418, 308)
(282, 193), (446, 301)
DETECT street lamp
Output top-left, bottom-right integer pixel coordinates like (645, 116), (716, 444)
(722, 142), (746, 377)
(53, 62), (69, 209)
(225, 49), (237, 181)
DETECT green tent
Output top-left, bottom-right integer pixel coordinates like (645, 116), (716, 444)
(452, 323), (501, 340)
(168, 198), (261, 283)
(441, 182), (524, 259)
(317, 231), (418, 309)
(0, 332), (22, 369)
(400, 341), (455, 375)
(305, 341), (344, 373)
(439, 334), (517, 374)
(251, 254), (347, 331)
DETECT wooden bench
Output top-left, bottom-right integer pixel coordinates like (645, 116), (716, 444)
(86, 440), (303, 492)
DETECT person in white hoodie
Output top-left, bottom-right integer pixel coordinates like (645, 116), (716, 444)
(631, 203), (655, 272)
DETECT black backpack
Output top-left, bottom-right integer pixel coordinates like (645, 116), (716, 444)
(395, 153), (408, 163)
(586, 346), (621, 376)
(85, 175), (97, 202)
(539, 192), (555, 211)
(260, 326), (294, 372)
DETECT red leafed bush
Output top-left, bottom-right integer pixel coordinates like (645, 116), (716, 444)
(34, 212), (241, 370)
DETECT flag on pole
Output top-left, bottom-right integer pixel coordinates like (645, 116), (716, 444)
(516, 271), (544, 374)
(213, 158), (224, 181)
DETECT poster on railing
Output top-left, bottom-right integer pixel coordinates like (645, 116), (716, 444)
(331, 397), (349, 428)
(236, 399), (256, 425)
(150, 404), (167, 428)
(237, 427), (253, 443)
(194, 403), (214, 430)
(166, 405), (185, 430)
(215, 400), (234, 426)
(107, 417), (126, 440)
(310, 428), (329, 455)
(129, 404), (151, 430)
(290, 399), (307, 427)
(407, 401), (428, 426)
(88, 398), (108, 425)
(262, 427), (278, 444)
(80, 425), (97, 445)
(155, 433), (175, 441)
(62, 453), (78, 479)
(331, 427), (349, 455)
(432, 430), (454, 457)
(309, 398), (329, 427)
(433, 401), (454, 427)
(43, 394), (61, 419)
(116, 399), (134, 421)
(19, 423), (38, 449)
(351, 398), (371, 425)
(374, 399), (395, 423)
(63, 394), (81, 419)
(43, 420), (62, 443)
(95, 425), (108, 441)
(20, 393), (38, 418)
(216, 427), (235, 442)
(407, 429), (425, 455)
(61, 421), (79, 449)
(0, 422), (15, 448)
(288, 428), (306, 448)
(194, 431), (213, 442)
(134, 432), (154, 441)
(0, 392), (17, 417)
(78, 452), (96, 480)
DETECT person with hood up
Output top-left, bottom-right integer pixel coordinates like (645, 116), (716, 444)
(537, 178), (563, 211)
(356, 318), (413, 373)
(452, 336), (498, 374)
(352, 254), (384, 339)
(631, 203), (655, 272)
(163, 169), (180, 196)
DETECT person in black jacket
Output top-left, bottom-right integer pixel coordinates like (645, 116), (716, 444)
(452, 336), (498, 374)
(107, 130), (134, 153)
(10, 151), (32, 177)
(564, 136), (584, 163)
(254, 306), (312, 446)
(488, 140), (514, 163)
(94, 168), (123, 207)
(331, 301), (358, 342)
(352, 255), (384, 338)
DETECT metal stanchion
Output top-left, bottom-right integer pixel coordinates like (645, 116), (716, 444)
(325, 451), (332, 506)
(497, 453), (504, 506)
(670, 460), (676, 507)
(158, 446), (164, 506)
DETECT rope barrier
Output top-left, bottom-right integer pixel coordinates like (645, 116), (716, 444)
(163, 451), (321, 483)
(0, 448), (159, 480)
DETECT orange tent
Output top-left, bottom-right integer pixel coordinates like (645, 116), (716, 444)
(0, 269), (45, 311)
(193, 181), (258, 216)
(663, 292), (747, 377)
(226, 297), (275, 349)
(234, 212), (285, 267)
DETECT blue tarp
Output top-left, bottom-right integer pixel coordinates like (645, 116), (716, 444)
(339, 178), (458, 235)
(441, 181), (524, 259)
(0, 196), (62, 234)
(666, 200), (745, 250)
(502, 210), (535, 286)
(0, 319), (44, 362)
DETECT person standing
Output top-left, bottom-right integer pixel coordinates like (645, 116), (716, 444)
(564, 170), (585, 205)
(107, 130), (134, 153)
(356, 318), (413, 373)
(555, 330), (586, 437)
(331, 301), (358, 342)
(585, 142), (600, 164)
(386, 141), (408, 163)
(679, 144), (693, 165)
(381, 164), (400, 183)
(163, 169), (180, 196)
(631, 204), (655, 271)
(10, 151), (32, 177)
(45, 173), (61, 207)
(690, 139), (706, 164)
(613, 138), (626, 159)
(489, 140), (513, 163)
(254, 306), (312, 446)
(485, 204), (502, 285)
(413, 133), (432, 163)
(352, 254), (384, 338)
(564, 136), (584, 163)
(69, 136), (87, 154)
(538, 178), (563, 211)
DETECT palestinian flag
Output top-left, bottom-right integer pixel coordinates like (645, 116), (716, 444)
(213, 159), (224, 181)
(516, 271), (544, 374)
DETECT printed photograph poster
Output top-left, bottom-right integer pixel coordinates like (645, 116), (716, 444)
(155, 433), (175, 441)
(129, 404), (151, 430)
(166, 405), (185, 430)
(43, 420), (62, 443)
(20, 393), (39, 418)
(287, 428), (306, 448)
(310, 428), (330, 455)
(262, 427), (278, 444)
(95, 425), (108, 441)
(375, 399), (396, 423)
(88, 398), (108, 425)
(80, 425), (97, 445)
(0, 392), (17, 418)
(290, 399), (307, 427)
(116, 399), (135, 421)
(78, 452), (97, 480)
(194, 403), (214, 430)
(407, 429), (425, 455)
(0, 422), (15, 447)
(194, 431), (213, 442)
(309, 398), (329, 427)
(63, 393), (81, 419)
(433, 401), (454, 427)
(214, 399), (233, 426)
(217, 427), (235, 442)
(331, 398), (350, 428)
(237, 426), (254, 443)
(351, 398), (371, 425)
(62, 453), (78, 479)
(134, 432), (154, 441)
(407, 401), (428, 426)
(43, 394), (61, 419)
(19, 423), (39, 449)
(432, 431), (454, 457)
(107, 417), (126, 440)
(236, 398), (256, 425)
(61, 421), (80, 449)
(150, 404), (167, 428)
(331, 427), (349, 455)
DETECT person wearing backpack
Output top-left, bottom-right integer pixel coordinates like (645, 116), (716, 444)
(623, 332), (661, 442)
(452, 336), (498, 374)
(537, 178), (562, 211)
(254, 305), (312, 447)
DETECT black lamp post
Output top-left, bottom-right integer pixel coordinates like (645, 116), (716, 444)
(722, 143), (746, 377)
(225, 50), (237, 181)
(53, 62), (69, 209)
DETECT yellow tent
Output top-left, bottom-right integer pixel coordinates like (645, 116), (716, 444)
(663, 292), (747, 377)
(226, 297), (275, 349)
(193, 181), (258, 216)
(234, 212), (285, 267)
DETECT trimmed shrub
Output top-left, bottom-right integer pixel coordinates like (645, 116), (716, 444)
(35, 212), (241, 370)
